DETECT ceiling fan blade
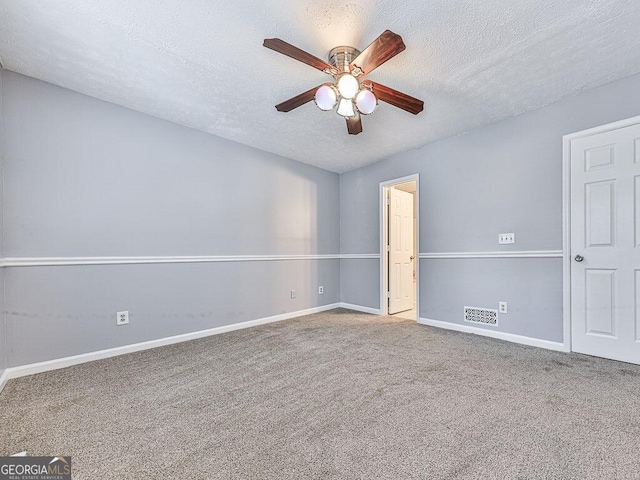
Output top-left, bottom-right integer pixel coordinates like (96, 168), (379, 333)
(364, 81), (424, 115)
(275, 85), (322, 112)
(349, 30), (406, 76)
(264, 38), (334, 73)
(346, 113), (363, 135)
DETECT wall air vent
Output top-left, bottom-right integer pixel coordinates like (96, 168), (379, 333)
(464, 306), (498, 326)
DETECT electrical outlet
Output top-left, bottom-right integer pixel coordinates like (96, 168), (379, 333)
(116, 310), (129, 326)
(318, 286), (324, 294)
(290, 290), (296, 299)
(498, 233), (515, 244)
(498, 302), (508, 314)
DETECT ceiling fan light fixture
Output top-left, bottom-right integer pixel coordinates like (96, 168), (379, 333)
(336, 98), (356, 118)
(337, 74), (359, 100)
(314, 85), (338, 111)
(264, 31), (423, 135)
(355, 89), (377, 115)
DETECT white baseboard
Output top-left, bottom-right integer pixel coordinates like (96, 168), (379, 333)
(0, 303), (341, 393)
(418, 317), (569, 352)
(0, 369), (9, 395)
(339, 302), (381, 315)
(0, 306), (570, 395)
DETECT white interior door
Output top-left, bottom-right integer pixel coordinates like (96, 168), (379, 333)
(389, 188), (414, 314)
(570, 122), (640, 364)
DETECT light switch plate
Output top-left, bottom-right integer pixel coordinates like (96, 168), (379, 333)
(498, 233), (515, 244)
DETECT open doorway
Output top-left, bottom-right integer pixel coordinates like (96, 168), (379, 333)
(380, 175), (419, 321)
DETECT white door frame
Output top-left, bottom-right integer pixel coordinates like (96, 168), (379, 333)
(562, 114), (640, 354)
(380, 174), (420, 318)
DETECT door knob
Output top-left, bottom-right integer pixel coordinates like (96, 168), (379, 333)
(410, 255), (415, 260)
(574, 254), (584, 262)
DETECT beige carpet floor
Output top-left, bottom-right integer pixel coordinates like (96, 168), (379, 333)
(1, 309), (640, 479)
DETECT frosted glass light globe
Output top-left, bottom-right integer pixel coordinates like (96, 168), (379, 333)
(337, 74), (359, 100)
(336, 98), (356, 117)
(355, 90), (377, 115)
(314, 85), (337, 111)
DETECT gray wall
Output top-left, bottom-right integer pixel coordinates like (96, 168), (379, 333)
(340, 259), (379, 309)
(340, 72), (640, 343)
(5, 67), (640, 367)
(6, 261), (339, 366)
(0, 68), (5, 375)
(2, 72), (340, 367)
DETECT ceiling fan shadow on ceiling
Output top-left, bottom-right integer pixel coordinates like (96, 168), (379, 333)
(263, 30), (424, 135)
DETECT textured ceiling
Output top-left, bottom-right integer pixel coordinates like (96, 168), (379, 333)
(1, 1), (640, 173)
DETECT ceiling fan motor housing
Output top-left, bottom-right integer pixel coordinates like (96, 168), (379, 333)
(328, 46), (361, 74)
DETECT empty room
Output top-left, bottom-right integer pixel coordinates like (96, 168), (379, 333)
(1, 1), (639, 478)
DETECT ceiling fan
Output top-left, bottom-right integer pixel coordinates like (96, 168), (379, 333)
(263, 30), (424, 135)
